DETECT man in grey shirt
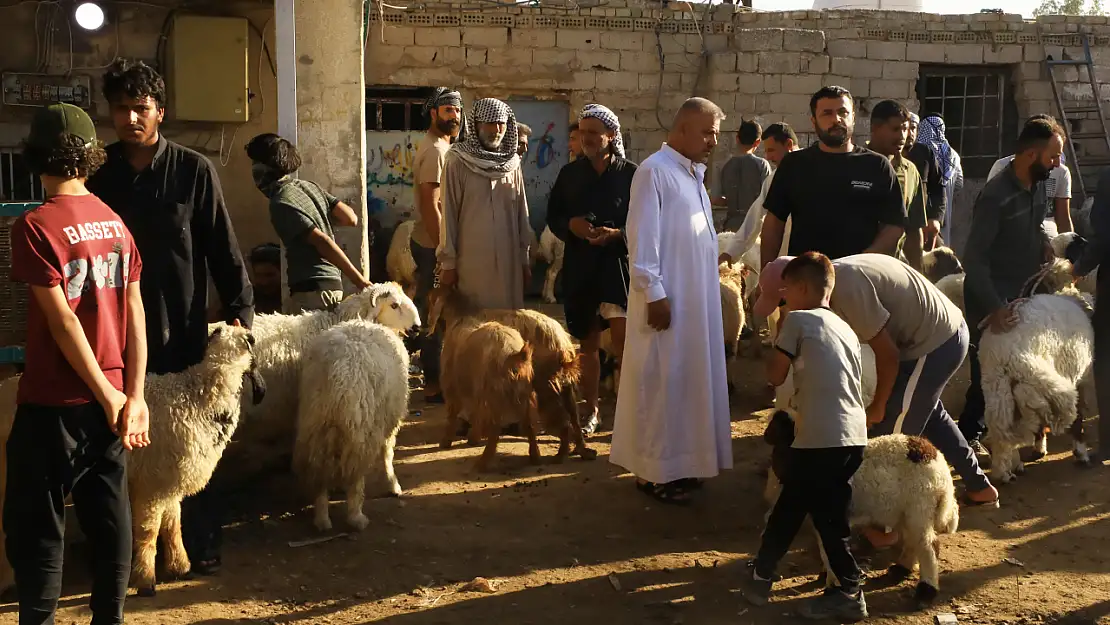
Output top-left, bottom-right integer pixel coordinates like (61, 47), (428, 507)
(246, 133), (369, 312)
(714, 119), (772, 232)
(959, 118), (1063, 448)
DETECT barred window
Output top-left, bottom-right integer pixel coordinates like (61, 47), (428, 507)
(0, 149), (44, 203)
(916, 66), (1018, 179)
(366, 86), (437, 131)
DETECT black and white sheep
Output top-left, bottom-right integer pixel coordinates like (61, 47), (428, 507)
(529, 225), (565, 305)
(295, 319), (412, 531)
(762, 410), (960, 605)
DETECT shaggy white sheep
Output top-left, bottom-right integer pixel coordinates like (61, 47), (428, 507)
(719, 263), (747, 360)
(296, 319), (412, 531)
(232, 283), (420, 475)
(763, 410), (959, 605)
(530, 225), (565, 304)
(387, 220), (418, 296)
(128, 323), (264, 596)
(717, 231), (761, 307)
(980, 292), (1096, 483)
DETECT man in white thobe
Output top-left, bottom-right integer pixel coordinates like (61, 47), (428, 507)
(610, 98), (733, 504)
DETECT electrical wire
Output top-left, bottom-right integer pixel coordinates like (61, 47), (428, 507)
(255, 14), (272, 118)
(70, 18), (121, 70)
(218, 124), (240, 167)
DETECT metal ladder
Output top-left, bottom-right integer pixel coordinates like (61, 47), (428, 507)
(1046, 33), (1110, 205)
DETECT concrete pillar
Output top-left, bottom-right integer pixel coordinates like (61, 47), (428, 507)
(293, 0), (369, 292)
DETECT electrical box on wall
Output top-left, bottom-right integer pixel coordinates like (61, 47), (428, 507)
(170, 15), (249, 123)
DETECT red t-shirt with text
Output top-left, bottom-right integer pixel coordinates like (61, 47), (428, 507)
(10, 194), (143, 406)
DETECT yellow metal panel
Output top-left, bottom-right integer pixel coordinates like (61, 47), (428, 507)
(170, 15), (249, 123)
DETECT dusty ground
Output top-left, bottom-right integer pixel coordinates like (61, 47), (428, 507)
(4, 302), (1110, 625)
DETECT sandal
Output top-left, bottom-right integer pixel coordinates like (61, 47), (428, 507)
(636, 480), (692, 505)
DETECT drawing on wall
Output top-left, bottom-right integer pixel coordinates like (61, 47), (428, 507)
(364, 132), (417, 228)
(509, 100), (570, 234)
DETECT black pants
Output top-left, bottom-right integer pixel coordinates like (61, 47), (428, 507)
(4, 403), (131, 625)
(959, 324), (987, 444)
(755, 446), (864, 594)
(1095, 269), (1110, 457)
(411, 238), (441, 387)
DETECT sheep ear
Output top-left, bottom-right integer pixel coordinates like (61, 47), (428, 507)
(208, 326), (223, 345)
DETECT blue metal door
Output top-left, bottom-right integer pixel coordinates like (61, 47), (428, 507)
(507, 100), (570, 235)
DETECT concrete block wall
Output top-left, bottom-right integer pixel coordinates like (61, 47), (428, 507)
(365, 4), (1110, 189)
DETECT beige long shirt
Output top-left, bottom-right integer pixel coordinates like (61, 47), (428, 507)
(438, 153), (531, 309)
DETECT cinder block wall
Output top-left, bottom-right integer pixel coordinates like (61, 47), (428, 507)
(366, 4), (1110, 252)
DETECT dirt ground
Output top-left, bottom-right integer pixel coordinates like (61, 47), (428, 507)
(4, 302), (1110, 625)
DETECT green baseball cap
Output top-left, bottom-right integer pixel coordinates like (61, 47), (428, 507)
(26, 103), (97, 150)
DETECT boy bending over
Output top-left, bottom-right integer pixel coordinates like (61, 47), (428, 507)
(742, 252), (869, 622)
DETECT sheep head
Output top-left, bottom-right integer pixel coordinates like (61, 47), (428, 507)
(339, 282), (421, 336)
(921, 246), (963, 283)
(1019, 258), (1078, 299)
(206, 323), (266, 405)
(1050, 232), (1088, 263)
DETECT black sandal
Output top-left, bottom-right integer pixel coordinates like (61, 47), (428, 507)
(636, 480), (692, 505)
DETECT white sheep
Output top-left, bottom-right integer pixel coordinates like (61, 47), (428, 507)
(719, 263), (747, 360)
(386, 220), (418, 297)
(295, 319), (412, 532)
(935, 273), (965, 315)
(980, 293), (1097, 483)
(530, 225), (565, 304)
(231, 283), (420, 475)
(128, 322), (264, 596)
(762, 410), (960, 605)
(1050, 231), (1098, 295)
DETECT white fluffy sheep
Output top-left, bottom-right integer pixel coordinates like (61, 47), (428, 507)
(980, 292), (1097, 483)
(232, 283), (420, 475)
(763, 410), (960, 605)
(717, 230), (761, 307)
(296, 319), (412, 532)
(719, 263), (748, 360)
(387, 220), (419, 297)
(128, 323), (264, 596)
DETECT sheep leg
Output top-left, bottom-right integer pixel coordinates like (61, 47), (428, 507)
(560, 385), (597, 460)
(1072, 417), (1092, 466)
(313, 492), (333, 532)
(907, 536), (941, 605)
(542, 262), (559, 304)
(440, 401), (460, 450)
(130, 504), (162, 597)
(381, 430), (403, 496)
(1031, 427), (1049, 461)
(345, 479), (370, 531)
(158, 500), (191, 581)
(523, 409), (542, 466)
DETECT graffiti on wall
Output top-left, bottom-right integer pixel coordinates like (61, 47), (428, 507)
(510, 100), (570, 234)
(365, 131), (417, 228)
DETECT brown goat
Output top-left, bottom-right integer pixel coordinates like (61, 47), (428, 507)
(439, 318), (538, 471)
(429, 288), (597, 463)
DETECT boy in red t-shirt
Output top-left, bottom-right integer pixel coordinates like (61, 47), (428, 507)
(6, 103), (149, 625)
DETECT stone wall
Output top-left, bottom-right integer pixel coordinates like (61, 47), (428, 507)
(366, 3), (1110, 250)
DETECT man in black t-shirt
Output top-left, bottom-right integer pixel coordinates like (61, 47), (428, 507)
(759, 86), (907, 269)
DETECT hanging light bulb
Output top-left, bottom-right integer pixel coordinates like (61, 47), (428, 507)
(74, 2), (106, 31)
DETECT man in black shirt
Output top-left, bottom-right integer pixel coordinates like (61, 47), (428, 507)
(547, 104), (636, 434)
(87, 59), (254, 579)
(905, 113), (947, 250)
(759, 85), (906, 269)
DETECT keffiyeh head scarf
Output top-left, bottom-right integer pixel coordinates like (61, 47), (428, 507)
(450, 98), (520, 178)
(916, 114), (955, 185)
(578, 103), (626, 159)
(908, 112), (920, 125)
(422, 87), (462, 118)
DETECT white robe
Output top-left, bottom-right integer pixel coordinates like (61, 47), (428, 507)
(610, 144), (733, 485)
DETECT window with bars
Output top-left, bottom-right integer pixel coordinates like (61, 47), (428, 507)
(916, 67), (1018, 179)
(366, 86), (437, 131)
(0, 149), (44, 203)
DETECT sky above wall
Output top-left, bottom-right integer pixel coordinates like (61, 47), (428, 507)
(753, 0), (1038, 16)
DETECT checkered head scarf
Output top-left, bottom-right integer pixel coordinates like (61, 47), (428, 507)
(579, 103), (625, 159)
(450, 98), (520, 178)
(422, 87), (462, 118)
(916, 115), (955, 185)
